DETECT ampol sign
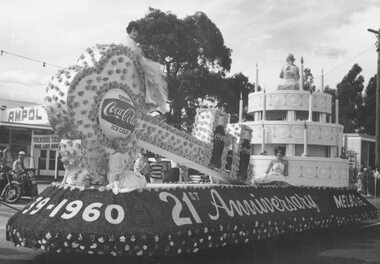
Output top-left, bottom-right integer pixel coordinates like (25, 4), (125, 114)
(6, 105), (49, 125)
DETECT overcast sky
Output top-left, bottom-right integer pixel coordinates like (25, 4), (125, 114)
(1, 0), (379, 105)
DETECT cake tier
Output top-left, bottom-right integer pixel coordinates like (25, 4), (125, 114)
(245, 121), (341, 147)
(248, 90), (332, 115)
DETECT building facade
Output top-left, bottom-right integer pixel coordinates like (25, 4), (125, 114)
(344, 133), (375, 170)
(0, 100), (64, 178)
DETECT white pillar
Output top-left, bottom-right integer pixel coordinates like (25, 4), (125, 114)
(288, 111), (295, 121)
(300, 56), (304, 90)
(30, 129), (35, 168)
(302, 121), (308, 157)
(262, 90), (266, 121)
(320, 113), (326, 123)
(254, 112), (260, 121)
(338, 127), (343, 157)
(238, 91), (243, 123)
(330, 146), (337, 158)
(308, 92), (313, 122)
(55, 150), (59, 180)
(261, 123), (266, 154)
(287, 144), (295, 157)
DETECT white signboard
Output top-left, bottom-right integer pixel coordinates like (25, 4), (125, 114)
(4, 105), (49, 125)
(32, 134), (60, 150)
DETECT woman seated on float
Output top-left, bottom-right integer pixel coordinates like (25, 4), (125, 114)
(256, 146), (288, 184)
(107, 137), (146, 194)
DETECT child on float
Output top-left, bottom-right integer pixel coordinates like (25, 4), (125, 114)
(107, 137), (146, 194)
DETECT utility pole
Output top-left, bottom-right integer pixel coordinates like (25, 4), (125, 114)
(368, 28), (380, 169)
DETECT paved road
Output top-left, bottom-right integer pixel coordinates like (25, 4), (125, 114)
(1, 183), (379, 264)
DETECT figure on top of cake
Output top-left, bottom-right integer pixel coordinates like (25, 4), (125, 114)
(278, 53), (300, 90)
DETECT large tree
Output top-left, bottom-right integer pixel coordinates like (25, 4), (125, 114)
(134, 8), (232, 131)
(360, 74), (377, 135)
(221, 73), (253, 123)
(336, 64), (365, 133)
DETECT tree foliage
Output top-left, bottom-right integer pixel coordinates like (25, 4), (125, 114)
(303, 68), (315, 91)
(323, 85), (337, 123)
(336, 64), (365, 133)
(360, 74), (377, 135)
(134, 8), (233, 131)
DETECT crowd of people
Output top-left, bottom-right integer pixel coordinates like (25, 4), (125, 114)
(356, 162), (380, 196)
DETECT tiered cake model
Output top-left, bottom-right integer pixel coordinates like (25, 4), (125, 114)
(244, 90), (347, 187)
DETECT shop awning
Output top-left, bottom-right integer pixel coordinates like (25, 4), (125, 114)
(0, 121), (53, 131)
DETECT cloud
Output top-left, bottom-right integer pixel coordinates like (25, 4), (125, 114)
(0, 70), (49, 86)
(314, 47), (348, 59)
(0, 71), (48, 104)
(1, 0), (380, 98)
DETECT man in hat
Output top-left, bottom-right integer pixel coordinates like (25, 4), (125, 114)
(13, 151), (26, 176)
(278, 53), (300, 90)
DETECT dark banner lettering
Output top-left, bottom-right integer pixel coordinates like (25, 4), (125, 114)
(7, 185), (377, 257)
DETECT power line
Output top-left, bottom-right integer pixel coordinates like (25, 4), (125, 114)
(323, 46), (374, 76)
(310, 45), (376, 87)
(0, 49), (64, 69)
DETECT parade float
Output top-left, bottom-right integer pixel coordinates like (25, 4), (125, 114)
(6, 44), (377, 257)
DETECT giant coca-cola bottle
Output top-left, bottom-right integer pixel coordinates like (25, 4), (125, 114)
(237, 127), (252, 179)
(209, 113), (227, 169)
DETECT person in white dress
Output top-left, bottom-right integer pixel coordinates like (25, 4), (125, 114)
(108, 137), (146, 194)
(255, 146), (288, 184)
(125, 21), (169, 114)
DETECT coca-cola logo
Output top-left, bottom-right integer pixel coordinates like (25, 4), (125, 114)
(101, 98), (135, 131)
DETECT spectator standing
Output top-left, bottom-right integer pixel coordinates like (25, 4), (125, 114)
(374, 168), (380, 197)
(357, 171), (364, 194)
(150, 154), (163, 184)
(362, 167), (370, 196)
(367, 166), (375, 196)
(13, 151), (26, 176)
(357, 162), (365, 194)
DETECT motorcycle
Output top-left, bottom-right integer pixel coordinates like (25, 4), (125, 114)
(0, 166), (21, 203)
(0, 156), (38, 204)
